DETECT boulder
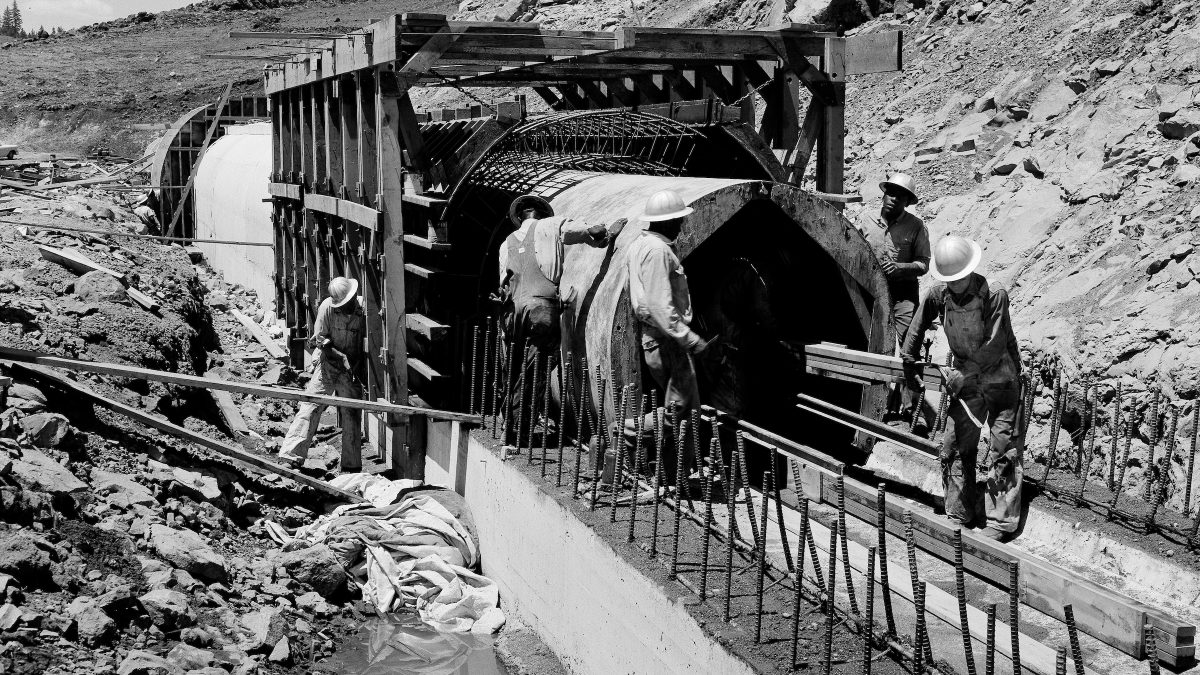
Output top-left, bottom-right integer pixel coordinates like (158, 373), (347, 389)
(279, 543), (343, 598)
(6, 383), (46, 413)
(0, 603), (20, 630)
(1159, 109), (1200, 140)
(95, 583), (138, 616)
(267, 637), (290, 664)
(239, 607), (287, 652)
(116, 649), (175, 675)
(74, 603), (116, 646)
(0, 269), (24, 294)
(1170, 164), (1200, 185)
(170, 468), (222, 503)
(75, 270), (128, 304)
(91, 468), (157, 509)
(9, 447), (88, 495)
(166, 643), (214, 671)
(19, 413), (73, 448)
(0, 532), (52, 581)
(149, 525), (227, 581)
(139, 588), (195, 630)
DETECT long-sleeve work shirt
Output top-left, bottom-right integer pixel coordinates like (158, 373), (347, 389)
(498, 216), (604, 287)
(310, 297), (365, 367)
(901, 274), (1020, 383)
(627, 230), (701, 349)
(858, 209), (931, 300)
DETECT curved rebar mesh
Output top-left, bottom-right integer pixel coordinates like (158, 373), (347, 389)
(465, 109), (702, 196)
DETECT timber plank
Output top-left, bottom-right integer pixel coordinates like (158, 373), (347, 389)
(204, 371), (252, 437)
(37, 245), (160, 312)
(9, 362), (363, 504)
(231, 309), (289, 360)
(405, 313), (449, 340)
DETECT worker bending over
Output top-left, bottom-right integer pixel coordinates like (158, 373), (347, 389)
(278, 276), (364, 473)
(858, 173), (930, 421)
(498, 194), (623, 447)
(902, 237), (1023, 541)
(623, 190), (709, 461)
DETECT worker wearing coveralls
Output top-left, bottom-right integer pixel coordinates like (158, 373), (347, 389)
(497, 194), (623, 447)
(278, 276), (364, 472)
(902, 237), (1023, 541)
(857, 173), (930, 419)
(622, 190), (710, 473)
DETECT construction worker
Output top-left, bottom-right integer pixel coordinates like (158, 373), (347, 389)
(278, 276), (364, 473)
(133, 193), (161, 235)
(902, 236), (1024, 541)
(859, 173), (930, 421)
(497, 194), (624, 448)
(622, 190), (709, 468)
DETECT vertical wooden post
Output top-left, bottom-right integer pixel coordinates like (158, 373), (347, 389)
(270, 94), (282, 182)
(326, 80), (343, 196)
(298, 85), (312, 189)
(377, 68), (414, 477)
(341, 75), (360, 200)
(777, 66), (802, 152)
(312, 84), (326, 191)
(817, 38), (846, 198)
(359, 70), (380, 206)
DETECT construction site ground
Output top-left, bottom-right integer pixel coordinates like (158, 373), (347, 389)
(0, 187), (563, 674)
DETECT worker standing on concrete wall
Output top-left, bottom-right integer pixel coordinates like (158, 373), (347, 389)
(858, 173), (930, 423)
(278, 276), (365, 473)
(902, 237), (1024, 541)
(497, 194), (624, 449)
(623, 190), (709, 465)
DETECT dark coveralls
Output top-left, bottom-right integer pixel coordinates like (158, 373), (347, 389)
(902, 274), (1024, 533)
(501, 220), (561, 446)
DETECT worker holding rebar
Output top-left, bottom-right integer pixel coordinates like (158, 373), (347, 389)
(901, 236), (1024, 541)
(858, 173), (930, 423)
(497, 194), (624, 449)
(621, 190), (710, 473)
(278, 276), (364, 473)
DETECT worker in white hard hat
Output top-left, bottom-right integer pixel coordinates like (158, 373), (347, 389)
(901, 236), (1024, 541)
(497, 194), (626, 449)
(857, 173), (931, 422)
(622, 189), (710, 480)
(278, 276), (365, 473)
(132, 193), (161, 235)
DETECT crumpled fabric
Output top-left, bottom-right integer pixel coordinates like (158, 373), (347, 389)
(277, 476), (504, 633)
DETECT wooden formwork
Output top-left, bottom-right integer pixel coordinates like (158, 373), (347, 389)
(258, 14), (902, 473)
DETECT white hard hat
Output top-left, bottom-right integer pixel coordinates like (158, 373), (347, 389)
(879, 173), (919, 203)
(930, 236), (982, 282)
(508, 195), (553, 226)
(328, 276), (359, 307)
(641, 190), (693, 222)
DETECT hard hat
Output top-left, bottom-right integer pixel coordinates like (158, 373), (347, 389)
(328, 276), (359, 307)
(879, 173), (918, 204)
(930, 236), (982, 282)
(508, 195), (554, 226)
(641, 190), (693, 222)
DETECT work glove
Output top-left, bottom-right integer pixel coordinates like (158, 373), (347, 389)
(605, 217), (628, 242)
(688, 335), (711, 357)
(902, 361), (923, 392)
(939, 366), (976, 398)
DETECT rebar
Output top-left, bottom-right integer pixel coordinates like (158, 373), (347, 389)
(676, 405), (694, 510)
(556, 353), (569, 486)
(822, 523), (839, 675)
(528, 353), (544, 463)
(913, 581), (927, 674)
(935, 352), (952, 435)
(1186, 402), (1199, 515)
(1108, 410), (1134, 520)
(1056, 645), (1067, 675)
(904, 510), (934, 665)
(1077, 400), (1097, 506)
(953, 529), (978, 675)
(863, 546), (876, 675)
(1009, 560), (1021, 675)
(610, 385), (630, 523)
(735, 432), (761, 548)
(515, 342), (531, 451)
(910, 385), (927, 434)
(1042, 365), (1063, 483)
(1145, 388), (1162, 501)
(539, 354), (552, 474)
(651, 407), (665, 557)
(572, 363), (589, 498)
(771, 447), (793, 573)
(875, 483), (897, 637)
(836, 471), (859, 617)
(483, 318), (494, 423)
(628, 395), (648, 542)
(690, 408), (702, 486)
(724, 462), (736, 622)
(755, 470), (770, 643)
(469, 325), (480, 415)
(985, 602), (996, 675)
(490, 325), (504, 436)
(1078, 381), (1092, 475)
(791, 497), (809, 667)
(1146, 624), (1161, 675)
(699, 469), (714, 601)
(1149, 406), (1178, 530)
(1022, 371), (1036, 436)
(1110, 381), (1122, 489)
(670, 418), (688, 579)
(1064, 604), (1084, 675)
(589, 375), (608, 510)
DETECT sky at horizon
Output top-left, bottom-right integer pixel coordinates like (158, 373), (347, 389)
(15, 0), (194, 32)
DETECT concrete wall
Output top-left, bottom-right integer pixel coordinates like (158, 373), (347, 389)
(424, 421), (757, 675)
(193, 123), (274, 306)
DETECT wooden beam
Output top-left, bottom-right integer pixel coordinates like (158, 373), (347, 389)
(230, 308), (289, 360)
(304, 192), (380, 230)
(203, 371), (252, 437)
(555, 84), (589, 110)
(37, 245), (159, 312)
(631, 74), (667, 104)
(785, 99), (820, 184)
(10, 362), (363, 503)
(817, 37), (845, 198)
(844, 31), (902, 75)
(662, 70), (699, 101)
(164, 83), (232, 238)
(532, 86), (565, 110)
(0, 346), (480, 423)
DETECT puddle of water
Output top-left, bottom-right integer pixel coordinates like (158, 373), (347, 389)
(319, 613), (509, 675)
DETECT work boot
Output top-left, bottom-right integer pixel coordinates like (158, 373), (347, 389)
(978, 525), (1016, 543)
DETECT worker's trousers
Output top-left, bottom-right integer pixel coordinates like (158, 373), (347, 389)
(886, 296), (918, 417)
(501, 299), (561, 447)
(278, 359), (362, 471)
(617, 333), (701, 484)
(941, 381), (1023, 533)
